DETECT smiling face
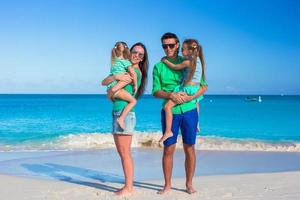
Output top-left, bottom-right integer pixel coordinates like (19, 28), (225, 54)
(181, 43), (190, 57)
(162, 38), (179, 58)
(130, 45), (145, 65)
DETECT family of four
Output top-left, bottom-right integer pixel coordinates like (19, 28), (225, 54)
(102, 32), (208, 196)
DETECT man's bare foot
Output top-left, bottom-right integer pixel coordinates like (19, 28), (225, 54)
(186, 186), (197, 194)
(114, 186), (133, 196)
(157, 186), (171, 195)
(117, 118), (126, 130)
(159, 131), (173, 143)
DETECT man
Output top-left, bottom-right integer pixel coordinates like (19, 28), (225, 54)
(152, 32), (201, 194)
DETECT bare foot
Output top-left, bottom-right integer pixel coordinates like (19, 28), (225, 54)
(117, 118), (126, 130)
(114, 187), (133, 196)
(186, 186), (197, 194)
(157, 186), (171, 195)
(159, 131), (173, 143)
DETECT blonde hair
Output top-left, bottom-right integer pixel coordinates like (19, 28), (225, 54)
(183, 39), (206, 82)
(111, 41), (131, 64)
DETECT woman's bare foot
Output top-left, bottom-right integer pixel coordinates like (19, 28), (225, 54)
(157, 186), (171, 195)
(186, 186), (197, 194)
(114, 186), (133, 196)
(159, 131), (173, 143)
(117, 118), (126, 130)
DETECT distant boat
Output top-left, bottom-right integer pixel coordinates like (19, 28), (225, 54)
(245, 96), (262, 102)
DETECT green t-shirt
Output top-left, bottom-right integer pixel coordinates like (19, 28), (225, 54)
(152, 56), (197, 114)
(113, 67), (142, 112)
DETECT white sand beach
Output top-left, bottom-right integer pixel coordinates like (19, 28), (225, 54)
(1, 171), (299, 200)
(0, 148), (300, 199)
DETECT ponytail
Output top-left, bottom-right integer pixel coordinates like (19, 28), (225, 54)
(198, 44), (206, 81)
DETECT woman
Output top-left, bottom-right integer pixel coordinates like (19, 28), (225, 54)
(102, 42), (148, 196)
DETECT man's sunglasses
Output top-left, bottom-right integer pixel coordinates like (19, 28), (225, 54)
(131, 50), (144, 59)
(162, 43), (176, 49)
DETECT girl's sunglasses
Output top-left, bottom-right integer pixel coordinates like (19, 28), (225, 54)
(115, 42), (128, 48)
(131, 50), (144, 59)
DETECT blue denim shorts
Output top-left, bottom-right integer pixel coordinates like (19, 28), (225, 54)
(112, 111), (136, 134)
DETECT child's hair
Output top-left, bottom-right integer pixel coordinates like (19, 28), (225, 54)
(111, 41), (131, 64)
(182, 39), (206, 82)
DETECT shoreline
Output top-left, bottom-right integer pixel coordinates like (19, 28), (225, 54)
(1, 133), (300, 152)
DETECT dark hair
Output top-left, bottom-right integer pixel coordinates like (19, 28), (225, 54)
(130, 42), (149, 99)
(183, 39), (206, 82)
(161, 32), (179, 44)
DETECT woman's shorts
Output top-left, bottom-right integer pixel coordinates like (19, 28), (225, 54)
(112, 111), (136, 134)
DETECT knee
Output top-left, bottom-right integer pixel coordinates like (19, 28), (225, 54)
(111, 87), (117, 93)
(131, 98), (137, 104)
(164, 103), (172, 110)
(118, 148), (131, 159)
(184, 145), (195, 155)
(164, 146), (175, 156)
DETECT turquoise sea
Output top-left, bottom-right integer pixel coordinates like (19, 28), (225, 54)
(0, 94), (299, 151)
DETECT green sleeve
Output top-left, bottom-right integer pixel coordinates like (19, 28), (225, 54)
(123, 60), (132, 69)
(152, 64), (162, 95)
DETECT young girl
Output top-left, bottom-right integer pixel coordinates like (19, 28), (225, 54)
(107, 41), (138, 130)
(159, 39), (208, 143)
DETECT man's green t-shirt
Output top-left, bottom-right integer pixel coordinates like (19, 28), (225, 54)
(152, 56), (197, 114)
(113, 68), (141, 112)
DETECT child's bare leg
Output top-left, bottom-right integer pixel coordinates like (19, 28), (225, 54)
(114, 89), (137, 130)
(111, 79), (132, 94)
(159, 100), (176, 143)
(196, 102), (200, 132)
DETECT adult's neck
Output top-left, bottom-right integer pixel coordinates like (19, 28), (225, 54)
(132, 63), (140, 69)
(167, 54), (178, 60)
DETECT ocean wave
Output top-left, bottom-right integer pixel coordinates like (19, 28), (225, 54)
(1, 132), (300, 152)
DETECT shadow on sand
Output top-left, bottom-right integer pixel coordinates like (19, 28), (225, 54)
(22, 163), (185, 193)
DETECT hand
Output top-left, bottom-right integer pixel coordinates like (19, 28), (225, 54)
(115, 73), (132, 84)
(161, 57), (167, 63)
(180, 93), (192, 102)
(169, 92), (185, 104)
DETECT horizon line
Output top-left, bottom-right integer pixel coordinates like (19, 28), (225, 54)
(0, 93), (299, 96)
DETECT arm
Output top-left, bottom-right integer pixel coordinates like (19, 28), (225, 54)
(101, 73), (132, 86)
(162, 58), (191, 70)
(128, 66), (138, 94)
(152, 65), (185, 104)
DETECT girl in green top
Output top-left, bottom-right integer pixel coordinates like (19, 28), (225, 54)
(107, 41), (138, 130)
(159, 39), (208, 143)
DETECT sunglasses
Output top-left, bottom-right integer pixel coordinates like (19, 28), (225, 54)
(162, 43), (176, 49)
(131, 50), (144, 59)
(115, 42), (128, 49)
(181, 47), (188, 52)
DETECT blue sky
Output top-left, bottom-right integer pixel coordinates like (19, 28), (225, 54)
(0, 0), (299, 94)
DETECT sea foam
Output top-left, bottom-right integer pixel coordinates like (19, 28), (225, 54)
(1, 132), (300, 152)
